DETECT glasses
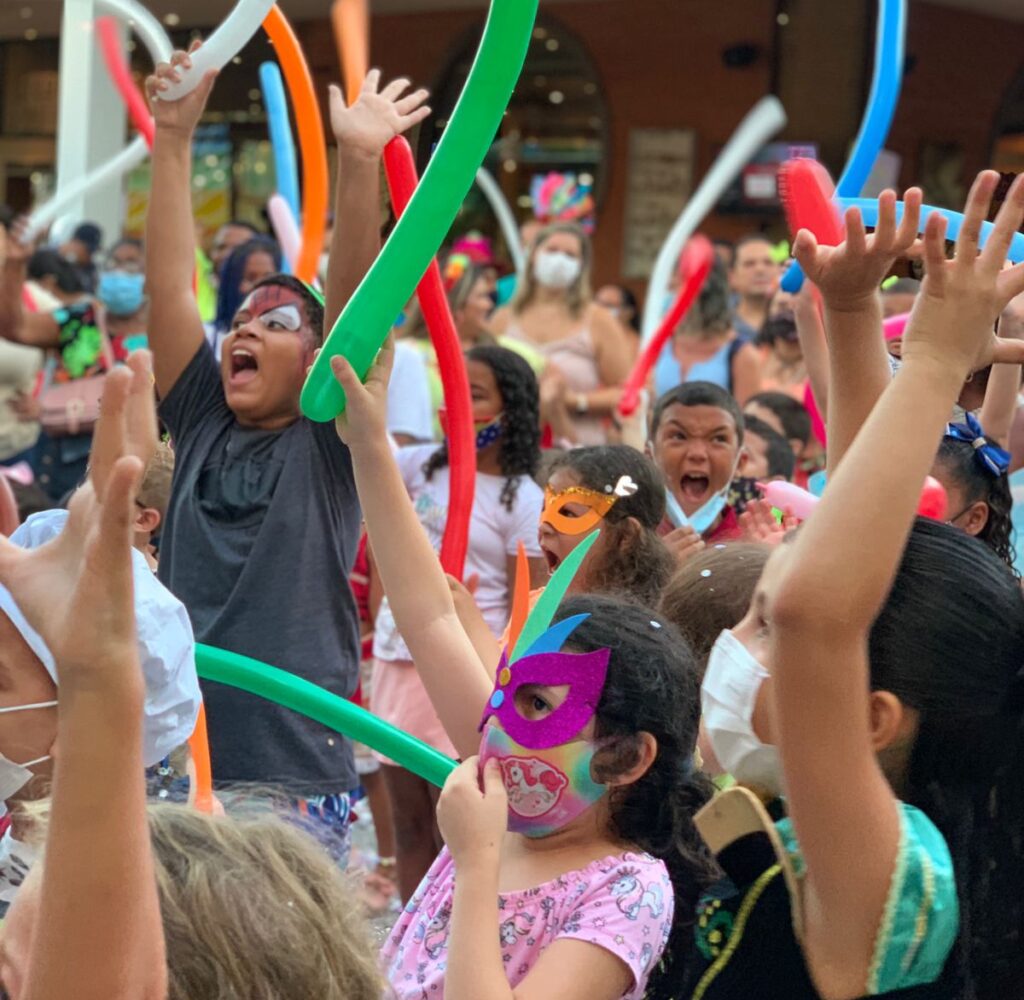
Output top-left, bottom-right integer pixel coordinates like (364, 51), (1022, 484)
(102, 258), (144, 275)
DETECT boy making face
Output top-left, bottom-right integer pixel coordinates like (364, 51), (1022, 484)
(648, 382), (747, 543)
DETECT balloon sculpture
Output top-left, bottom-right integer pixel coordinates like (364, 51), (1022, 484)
(641, 97), (787, 345)
(383, 138), (477, 581)
(782, 0), (907, 292)
(619, 235), (715, 417)
(196, 644), (457, 788)
(302, 0), (540, 420)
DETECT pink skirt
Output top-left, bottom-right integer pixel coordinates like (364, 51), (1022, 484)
(370, 657), (458, 767)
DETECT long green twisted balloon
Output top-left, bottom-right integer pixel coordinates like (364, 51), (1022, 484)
(301, 0), (539, 420)
(195, 644), (457, 788)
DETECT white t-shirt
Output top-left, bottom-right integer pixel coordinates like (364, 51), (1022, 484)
(387, 341), (434, 443)
(374, 444), (543, 661)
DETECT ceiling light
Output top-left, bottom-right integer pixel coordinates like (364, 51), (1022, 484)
(549, 90), (564, 105)
(163, 12), (180, 26)
(24, 27), (37, 40)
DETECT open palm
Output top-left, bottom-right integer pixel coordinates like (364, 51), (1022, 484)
(329, 69), (431, 159)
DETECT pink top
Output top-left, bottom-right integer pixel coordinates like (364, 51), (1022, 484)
(381, 847), (673, 999)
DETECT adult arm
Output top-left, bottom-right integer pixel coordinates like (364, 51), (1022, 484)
(768, 172), (1024, 997)
(144, 45), (217, 398)
(794, 282), (830, 416)
(0, 225), (60, 349)
(729, 340), (762, 405)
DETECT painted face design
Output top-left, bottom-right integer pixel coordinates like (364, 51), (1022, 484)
(479, 724), (605, 837)
(437, 408), (504, 450)
(540, 475), (639, 536)
(234, 285), (307, 335)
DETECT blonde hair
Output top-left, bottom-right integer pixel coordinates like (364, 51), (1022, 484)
(138, 441), (175, 521)
(510, 221), (592, 319)
(23, 801), (383, 1000)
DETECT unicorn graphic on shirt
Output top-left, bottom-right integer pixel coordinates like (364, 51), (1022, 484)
(499, 911), (536, 947)
(610, 869), (665, 921)
(501, 755), (567, 818)
(418, 901), (453, 959)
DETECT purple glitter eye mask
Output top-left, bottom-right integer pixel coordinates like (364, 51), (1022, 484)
(479, 532), (610, 750)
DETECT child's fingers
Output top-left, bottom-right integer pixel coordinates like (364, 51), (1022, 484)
(991, 336), (1024, 366)
(922, 212), (950, 284)
(896, 188), (923, 251)
(379, 77), (412, 102)
(482, 757), (506, 799)
(843, 206), (867, 256)
(955, 170), (1000, 264)
(329, 353), (362, 394)
(366, 336), (397, 389)
(361, 68), (381, 95)
(981, 174), (1024, 275)
(871, 192), (896, 249)
(125, 350), (158, 465)
(89, 367), (132, 500)
(791, 229), (821, 276)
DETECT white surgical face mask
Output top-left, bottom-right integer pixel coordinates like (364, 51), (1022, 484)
(0, 700), (57, 802)
(702, 631), (782, 796)
(688, 451), (742, 535)
(533, 251), (582, 290)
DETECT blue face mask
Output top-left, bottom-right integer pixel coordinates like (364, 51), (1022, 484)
(98, 271), (145, 316)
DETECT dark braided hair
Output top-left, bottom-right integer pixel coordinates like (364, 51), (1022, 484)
(935, 434), (1015, 573)
(548, 446), (673, 608)
(422, 345), (540, 511)
(554, 595), (720, 1000)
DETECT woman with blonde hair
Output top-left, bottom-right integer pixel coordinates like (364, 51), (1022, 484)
(491, 222), (631, 445)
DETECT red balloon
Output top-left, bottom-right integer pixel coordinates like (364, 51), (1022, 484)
(383, 137), (476, 580)
(618, 235), (714, 417)
(917, 476), (948, 521)
(780, 158), (844, 248)
(96, 17), (155, 150)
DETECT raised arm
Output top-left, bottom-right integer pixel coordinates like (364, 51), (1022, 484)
(768, 172), (1024, 996)
(793, 281), (830, 416)
(333, 341), (492, 759)
(2, 353), (166, 1000)
(979, 289), (1024, 447)
(0, 223), (60, 349)
(324, 71), (429, 332)
(793, 189), (922, 474)
(144, 45), (217, 398)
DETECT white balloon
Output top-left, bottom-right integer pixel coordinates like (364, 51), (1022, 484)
(96, 0), (173, 64)
(475, 167), (525, 277)
(24, 137), (149, 242)
(157, 0), (276, 101)
(640, 96), (788, 346)
(23, 0), (172, 244)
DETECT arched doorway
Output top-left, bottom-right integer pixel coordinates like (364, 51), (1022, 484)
(418, 14), (609, 267)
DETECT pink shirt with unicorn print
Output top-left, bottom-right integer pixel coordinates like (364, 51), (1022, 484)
(381, 847), (673, 999)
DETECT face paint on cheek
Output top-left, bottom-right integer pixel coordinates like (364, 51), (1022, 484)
(478, 725), (606, 838)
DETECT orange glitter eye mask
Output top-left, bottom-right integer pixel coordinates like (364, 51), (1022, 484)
(540, 476), (638, 535)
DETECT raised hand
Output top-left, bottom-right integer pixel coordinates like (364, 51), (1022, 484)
(329, 69), (431, 161)
(793, 188), (923, 313)
(738, 497), (797, 546)
(0, 356), (154, 680)
(663, 524), (705, 565)
(145, 42), (217, 138)
(903, 171), (1024, 377)
(330, 335), (396, 450)
(437, 756), (507, 866)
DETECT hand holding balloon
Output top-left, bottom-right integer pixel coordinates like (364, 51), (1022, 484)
(156, 0), (275, 101)
(146, 43), (218, 137)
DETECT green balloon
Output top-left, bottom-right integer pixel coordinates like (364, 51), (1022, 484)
(195, 644), (457, 788)
(300, 0), (539, 421)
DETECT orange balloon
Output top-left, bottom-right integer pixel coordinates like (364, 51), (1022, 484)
(331, 0), (369, 107)
(262, 6), (328, 286)
(188, 701), (215, 814)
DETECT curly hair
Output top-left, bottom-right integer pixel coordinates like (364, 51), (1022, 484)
(554, 595), (720, 1000)
(547, 446), (674, 607)
(422, 344), (540, 511)
(935, 434), (1016, 573)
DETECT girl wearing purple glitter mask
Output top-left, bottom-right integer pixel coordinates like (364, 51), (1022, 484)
(333, 340), (717, 1000)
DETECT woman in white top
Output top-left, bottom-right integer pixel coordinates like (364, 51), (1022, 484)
(371, 344), (547, 900)
(491, 223), (631, 445)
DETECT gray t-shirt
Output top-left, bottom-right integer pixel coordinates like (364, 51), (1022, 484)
(158, 344), (361, 794)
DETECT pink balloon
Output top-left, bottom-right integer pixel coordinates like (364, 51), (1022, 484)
(760, 480), (819, 521)
(883, 312), (909, 341)
(267, 193), (302, 274)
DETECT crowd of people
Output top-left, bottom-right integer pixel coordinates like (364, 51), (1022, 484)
(0, 37), (1022, 1000)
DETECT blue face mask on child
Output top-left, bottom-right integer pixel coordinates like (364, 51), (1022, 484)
(98, 271), (146, 316)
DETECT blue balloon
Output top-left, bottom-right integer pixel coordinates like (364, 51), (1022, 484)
(784, 0), (907, 293)
(838, 197), (1024, 263)
(259, 61), (301, 247)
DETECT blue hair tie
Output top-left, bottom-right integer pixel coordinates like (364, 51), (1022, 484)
(944, 412), (1010, 478)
